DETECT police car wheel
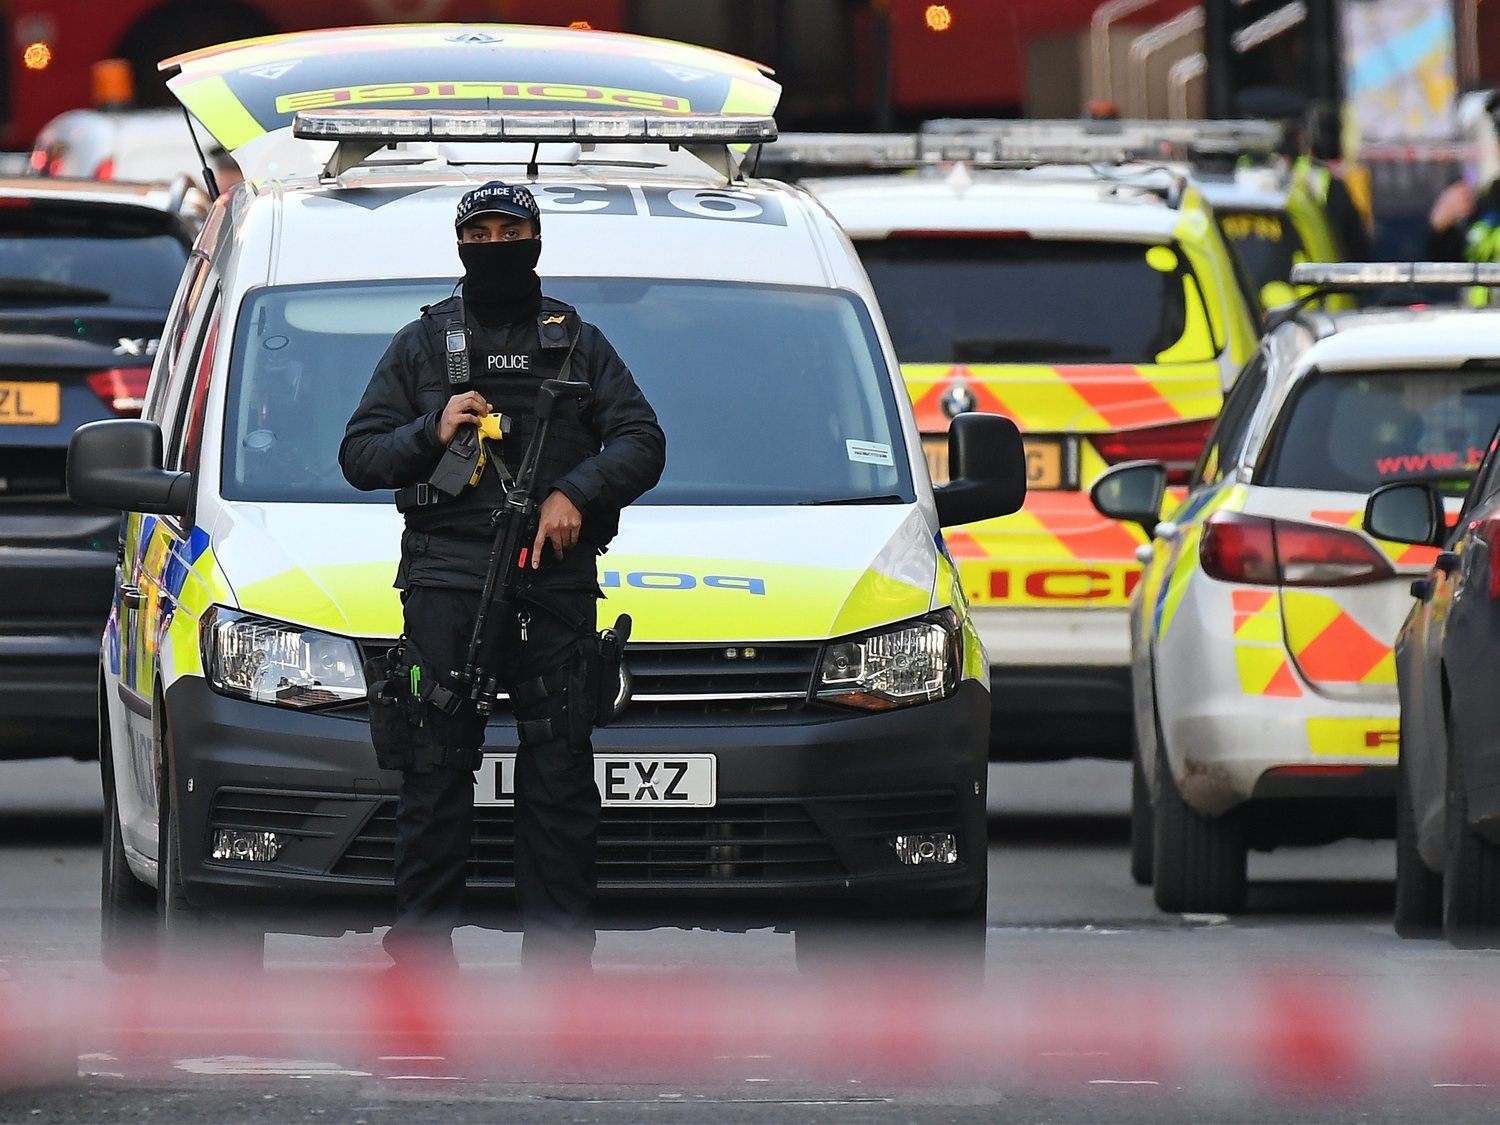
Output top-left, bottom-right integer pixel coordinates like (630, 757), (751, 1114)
(1442, 737), (1500, 949)
(1129, 741), (1153, 887)
(1151, 740), (1247, 915)
(100, 702), (158, 975)
(157, 728), (265, 968)
(1393, 749), (1442, 939)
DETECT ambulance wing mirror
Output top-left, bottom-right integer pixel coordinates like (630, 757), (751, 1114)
(67, 419), (190, 516)
(1363, 481), (1446, 547)
(1090, 460), (1167, 536)
(934, 413), (1027, 528)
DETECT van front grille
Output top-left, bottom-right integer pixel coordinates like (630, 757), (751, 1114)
(332, 800), (844, 884)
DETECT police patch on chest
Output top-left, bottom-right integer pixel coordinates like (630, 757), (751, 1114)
(486, 354), (533, 372)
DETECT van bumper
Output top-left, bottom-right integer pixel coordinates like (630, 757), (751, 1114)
(161, 676), (990, 934)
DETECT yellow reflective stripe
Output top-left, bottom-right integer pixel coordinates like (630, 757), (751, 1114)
(1154, 273), (1216, 364)
(1235, 645), (1285, 694)
(720, 75), (778, 115)
(176, 75), (265, 150)
(830, 564), (934, 636)
(1305, 717), (1399, 759)
(237, 561), (401, 638)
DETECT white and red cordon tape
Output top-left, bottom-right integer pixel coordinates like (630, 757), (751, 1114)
(3, 965), (1500, 1092)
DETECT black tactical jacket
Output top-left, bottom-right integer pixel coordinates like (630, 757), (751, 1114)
(340, 294), (665, 590)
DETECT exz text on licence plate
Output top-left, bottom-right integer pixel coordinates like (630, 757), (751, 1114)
(475, 754), (717, 808)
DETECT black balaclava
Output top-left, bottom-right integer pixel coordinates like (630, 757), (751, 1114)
(459, 238), (543, 325)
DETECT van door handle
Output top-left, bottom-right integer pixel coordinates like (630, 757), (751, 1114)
(1153, 521), (1179, 542)
(1435, 551), (1460, 575)
(119, 584), (143, 608)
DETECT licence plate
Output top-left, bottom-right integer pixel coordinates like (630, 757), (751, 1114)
(923, 434), (1065, 490)
(475, 753), (717, 808)
(0, 381), (60, 425)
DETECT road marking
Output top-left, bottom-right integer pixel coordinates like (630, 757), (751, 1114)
(1088, 1079), (1160, 1085)
(386, 1075), (465, 1081)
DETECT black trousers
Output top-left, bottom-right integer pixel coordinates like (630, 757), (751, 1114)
(386, 584), (601, 968)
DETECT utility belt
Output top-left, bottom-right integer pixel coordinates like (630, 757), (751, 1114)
(363, 608), (632, 774)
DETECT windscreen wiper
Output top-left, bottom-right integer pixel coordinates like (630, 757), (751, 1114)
(0, 277), (110, 304)
(952, 337), (1111, 362)
(799, 494), (906, 506)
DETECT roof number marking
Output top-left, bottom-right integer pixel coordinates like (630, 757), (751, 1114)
(529, 185), (784, 226)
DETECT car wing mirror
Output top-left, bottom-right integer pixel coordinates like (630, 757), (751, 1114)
(67, 419), (190, 516)
(1089, 460), (1168, 537)
(1362, 481), (1445, 547)
(932, 413), (1027, 528)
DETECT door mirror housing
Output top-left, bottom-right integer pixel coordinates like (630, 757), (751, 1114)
(67, 419), (190, 516)
(1363, 481), (1445, 547)
(1090, 460), (1168, 536)
(933, 413), (1027, 528)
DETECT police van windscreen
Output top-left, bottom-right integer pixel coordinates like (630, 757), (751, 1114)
(1217, 210), (1304, 294)
(1261, 369), (1500, 492)
(222, 278), (914, 506)
(855, 237), (1218, 365)
(0, 203), (189, 309)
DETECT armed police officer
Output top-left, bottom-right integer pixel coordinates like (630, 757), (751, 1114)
(339, 181), (665, 972)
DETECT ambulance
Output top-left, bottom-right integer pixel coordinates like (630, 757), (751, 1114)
(67, 26), (1025, 970)
(787, 131), (1260, 757)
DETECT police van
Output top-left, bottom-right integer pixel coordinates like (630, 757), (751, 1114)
(66, 25), (1025, 969)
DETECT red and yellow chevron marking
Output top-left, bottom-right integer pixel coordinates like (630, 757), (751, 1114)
(1232, 589), (1302, 697)
(1281, 590), (1396, 685)
(903, 361), (1222, 434)
(1309, 510), (1440, 567)
(1305, 717), (1400, 759)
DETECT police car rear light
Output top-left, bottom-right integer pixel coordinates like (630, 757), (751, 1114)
(1094, 418), (1213, 486)
(1289, 262), (1500, 289)
(86, 368), (149, 417)
(1200, 512), (1393, 587)
(292, 109), (779, 145)
(1200, 512), (1279, 585)
(1275, 520), (1393, 586)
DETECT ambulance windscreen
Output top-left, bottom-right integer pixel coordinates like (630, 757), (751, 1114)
(856, 238), (1217, 366)
(1217, 209), (1305, 295)
(1262, 370), (1500, 493)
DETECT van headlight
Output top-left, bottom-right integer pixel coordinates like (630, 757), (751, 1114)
(203, 608), (366, 709)
(815, 611), (961, 711)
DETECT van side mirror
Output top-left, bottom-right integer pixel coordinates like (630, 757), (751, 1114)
(933, 413), (1027, 528)
(1363, 481), (1445, 547)
(1090, 460), (1168, 536)
(67, 419), (190, 516)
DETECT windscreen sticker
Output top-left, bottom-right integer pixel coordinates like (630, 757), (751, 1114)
(847, 440), (895, 466)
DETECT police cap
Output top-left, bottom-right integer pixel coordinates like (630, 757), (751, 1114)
(455, 181), (541, 234)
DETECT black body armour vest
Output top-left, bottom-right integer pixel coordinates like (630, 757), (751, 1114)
(400, 296), (599, 538)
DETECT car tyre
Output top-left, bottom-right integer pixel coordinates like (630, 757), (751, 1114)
(1151, 740), (1246, 915)
(159, 726), (265, 968)
(1442, 743), (1500, 949)
(100, 704), (158, 974)
(1393, 751), (1442, 938)
(1129, 741), (1154, 886)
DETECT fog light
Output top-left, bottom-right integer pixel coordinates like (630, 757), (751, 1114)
(211, 829), (282, 862)
(893, 832), (958, 865)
